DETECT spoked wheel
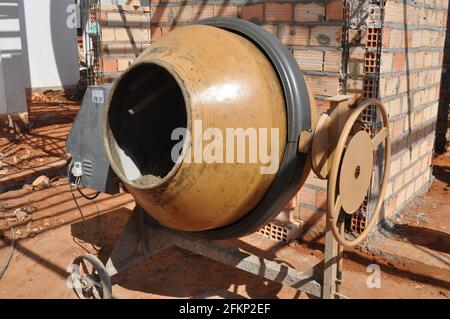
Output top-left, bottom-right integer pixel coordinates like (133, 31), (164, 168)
(327, 99), (391, 248)
(70, 254), (112, 299)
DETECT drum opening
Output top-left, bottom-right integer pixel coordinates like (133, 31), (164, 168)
(107, 62), (188, 188)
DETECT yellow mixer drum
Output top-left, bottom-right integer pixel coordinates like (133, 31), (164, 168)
(103, 19), (314, 238)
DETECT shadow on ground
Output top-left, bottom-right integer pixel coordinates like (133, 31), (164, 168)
(71, 208), (303, 299)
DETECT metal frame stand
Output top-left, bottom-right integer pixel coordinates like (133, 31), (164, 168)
(77, 206), (343, 299)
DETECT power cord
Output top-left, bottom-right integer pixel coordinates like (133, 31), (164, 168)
(77, 184), (100, 200)
(72, 175), (100, 200)
(70, 181), (104, 252)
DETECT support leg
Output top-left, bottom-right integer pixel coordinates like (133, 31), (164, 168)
(105, 207), (148, 276)
(142, 223), (323, 298)
(322, 221), (339, 299)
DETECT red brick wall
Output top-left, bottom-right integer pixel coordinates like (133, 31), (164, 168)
(95, 0), (448, 241)
(379, 0), (448, 219)
(436, 1), (450, 153)
(99, 1), (344, 105)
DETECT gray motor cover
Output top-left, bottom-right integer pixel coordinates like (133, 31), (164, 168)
(66, 85), (119, 195)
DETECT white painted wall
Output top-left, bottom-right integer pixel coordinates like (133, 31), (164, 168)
(20, 0), (80, 89)
(0, 51), (27, 113)
(0, 1), (26, 113)
(0, 0), (80, 114)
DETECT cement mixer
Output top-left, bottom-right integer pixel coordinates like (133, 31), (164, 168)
(66, 18), (390, 299)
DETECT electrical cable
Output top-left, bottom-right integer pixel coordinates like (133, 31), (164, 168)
(70, 164), (99, 200)
(77, 185), (100, 200)
(70, 182), (104, 252)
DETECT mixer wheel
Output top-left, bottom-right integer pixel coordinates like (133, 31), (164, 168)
(327, 99), (391, 248)
(70, 254), (112, 299)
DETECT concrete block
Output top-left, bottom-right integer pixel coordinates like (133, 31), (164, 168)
(294, 3), (325, 22)
(310, 26), (341, 46)
(326, 0), (343, 21)
(103, 59), (118, 73)
(117, 58), (134, 72)
(298, 186), (316, 207)
(278, 25), (309, 46)
(293, 49), (323, 71)
(305, 75), (340, 96)
(213, 5), (238, 18)
(324, 50), (342, 72)
(265, 2), (293, 22)
(191, 4), (214, 21)
(101, 27), (115, 42)
(240, 4), (264, 22)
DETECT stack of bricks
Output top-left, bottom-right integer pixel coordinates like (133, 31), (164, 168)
(95, 0), (448, 241)
(98, 4), (152, 80)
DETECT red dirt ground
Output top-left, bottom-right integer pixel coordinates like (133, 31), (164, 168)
(0, 176), (448, 299)
(356, 151), (450, 286)
(0, 98), (448, 299)
(0, 92), (78, 178)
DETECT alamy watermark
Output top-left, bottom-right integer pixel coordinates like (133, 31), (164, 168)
(366, 264), (381, 289)
(170, 120), (281, 175)
(66, 4), (77, 29)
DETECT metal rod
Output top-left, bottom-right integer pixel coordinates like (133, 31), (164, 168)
(128, 82), (175, 115)
(129, 69), (161, 91)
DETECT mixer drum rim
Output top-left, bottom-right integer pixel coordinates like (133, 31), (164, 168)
(182, 17), (313, 240)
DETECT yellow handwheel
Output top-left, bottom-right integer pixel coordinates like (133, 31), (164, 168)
(327, 99), (391, 248)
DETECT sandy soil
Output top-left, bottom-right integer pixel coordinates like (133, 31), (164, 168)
(0, 174), (448, 299)
(0, 91), (78, 177)
(0, 98), (448, 299)
(358, 151), (450, 284)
